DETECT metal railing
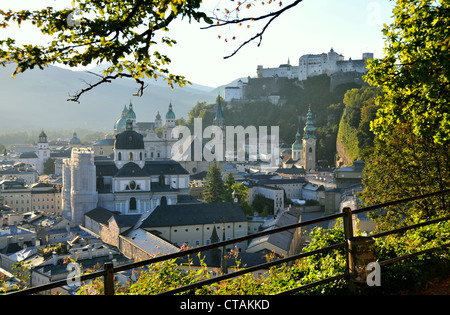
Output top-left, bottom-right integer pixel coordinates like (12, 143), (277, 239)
(7, 189), (450, 295)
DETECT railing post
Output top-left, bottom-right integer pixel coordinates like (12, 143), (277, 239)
(103, 262), (115, 295)
(342, 207), (354, 241)
(342, 207), (355, 292)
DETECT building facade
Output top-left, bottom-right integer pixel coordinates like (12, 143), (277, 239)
(62, 119), (191, 225)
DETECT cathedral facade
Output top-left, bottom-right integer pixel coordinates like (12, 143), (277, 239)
(62, 101), (191, 225)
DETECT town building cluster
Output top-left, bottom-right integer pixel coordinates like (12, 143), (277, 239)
(0, 96), (371, 294)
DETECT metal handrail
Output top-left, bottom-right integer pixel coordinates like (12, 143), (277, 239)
(7, 189), (449, 295)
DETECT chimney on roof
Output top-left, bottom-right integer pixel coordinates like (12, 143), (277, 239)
(52, 252), (57, 266)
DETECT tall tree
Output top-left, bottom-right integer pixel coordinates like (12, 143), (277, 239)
(365, 0), (450, 145)
(361, 0), (450, 231)
(203, 162), (224, 203)
(222, 172), (235, 202)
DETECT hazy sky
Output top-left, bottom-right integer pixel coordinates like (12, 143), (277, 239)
(1, 0), (396, 88)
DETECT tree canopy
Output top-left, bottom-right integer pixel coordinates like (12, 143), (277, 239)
(365, 0), (449, 145)
(360, 0), (450, 231)
(0, 0), (304, 102)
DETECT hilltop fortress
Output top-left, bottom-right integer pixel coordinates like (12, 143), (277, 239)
(256, 48), (372, 81)
(225, 48), (372, 102)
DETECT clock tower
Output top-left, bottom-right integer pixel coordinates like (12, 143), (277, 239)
(302, 106), (316, 172)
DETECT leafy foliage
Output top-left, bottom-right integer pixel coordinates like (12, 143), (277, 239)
(365, 0), (450, 145)
(360, 124), (450, 232)
(336, 86), (381, 164)
(0, 1), (308, 101)
(75, 218), (449, 295)
(0, 0), (210, 101)
(361, 0), (449, 232)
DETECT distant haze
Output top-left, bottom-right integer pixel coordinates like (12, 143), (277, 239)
(0, 63), (220, 133)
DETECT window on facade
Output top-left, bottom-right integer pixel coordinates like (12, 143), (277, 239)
(118, 152), (122, 160)
(129, 197), (137, 211)
(140, 152), (143, 160)
(129, 152), (133, 161)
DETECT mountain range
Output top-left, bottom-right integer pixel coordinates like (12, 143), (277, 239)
(0, 63), (222, 133)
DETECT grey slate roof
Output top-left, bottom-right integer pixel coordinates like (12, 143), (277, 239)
(94, 160), (188, 177)
(143, 160), (189, 175)
(115, 162), (149, 177)
(95, 161), (119, 177)
(85, 207), (120, 225)
(19, 152), (38, 159)
(94, 138), (115, 146)
(139, 202), (246, 228)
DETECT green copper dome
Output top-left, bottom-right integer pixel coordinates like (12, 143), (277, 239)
(126, 102), (136, 119)
(292, 131), (302, 150)
(166, 102), (175, 119)
(114, 117), (127, 131)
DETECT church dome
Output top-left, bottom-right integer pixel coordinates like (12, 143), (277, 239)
(114, 117), (127, 131)
(292, 131), (302, 150)
(114, 120), (144, 150)
(69, 132), (82, 145)
(126, 102), (136, 119)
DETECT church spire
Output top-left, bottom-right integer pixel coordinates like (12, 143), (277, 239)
(213, 94), (225, 129)
(303, 105), (316, 140)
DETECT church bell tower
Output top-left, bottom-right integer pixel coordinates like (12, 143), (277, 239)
(302, 106), (316, 172)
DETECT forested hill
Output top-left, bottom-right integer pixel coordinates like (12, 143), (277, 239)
(336, 86), (382, 166)
(184, 74), (367, 167)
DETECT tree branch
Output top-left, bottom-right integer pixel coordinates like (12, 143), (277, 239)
(223, 12), (278, 59)
(203, 0), (304, 59)
(203, 0), (303, 29)
(68, 71), (146, 103)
